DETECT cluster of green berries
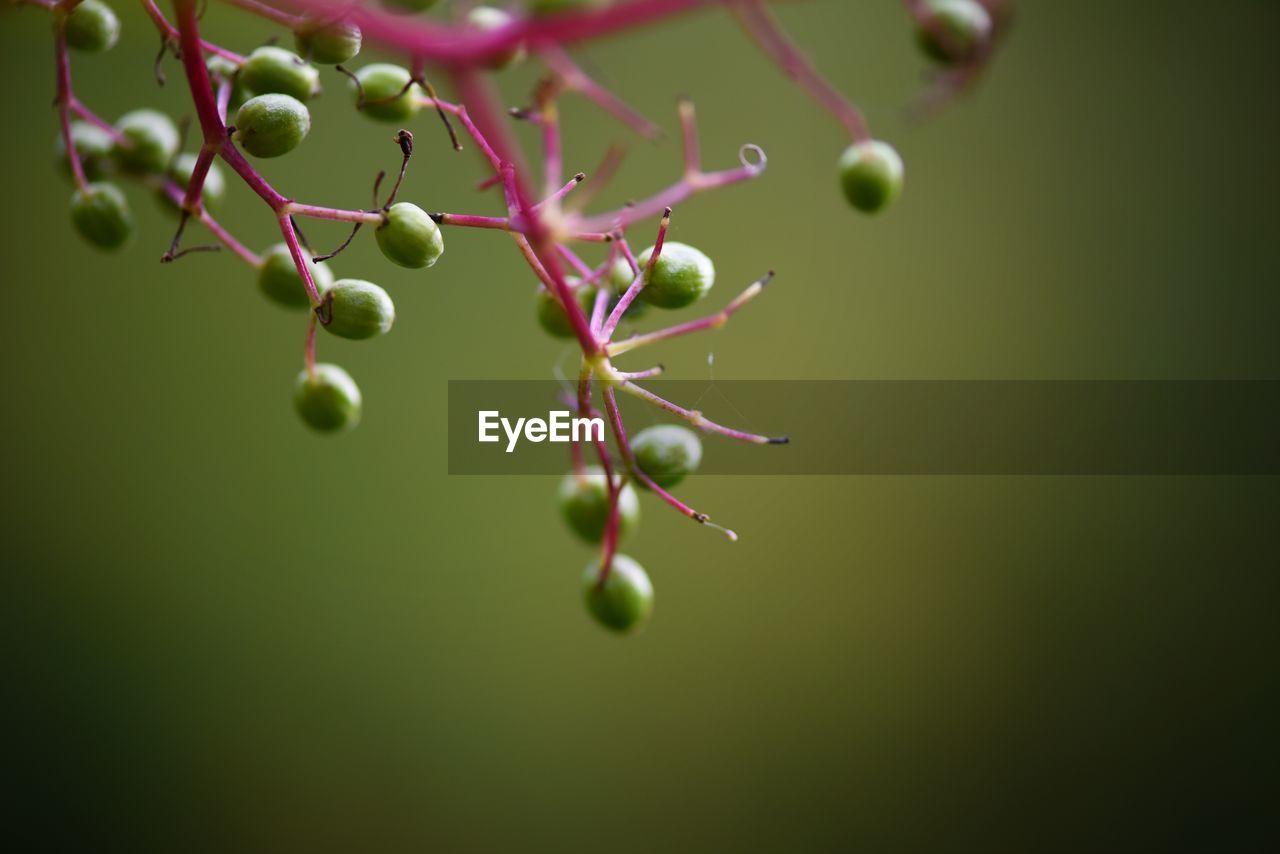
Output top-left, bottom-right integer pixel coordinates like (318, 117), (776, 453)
(559, 423), (704, 633)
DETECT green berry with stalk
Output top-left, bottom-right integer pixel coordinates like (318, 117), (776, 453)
(69, 181), (133, 251)
(632, 424), (702, 488)
(838, 140), (904, 214)
(63, 0), (120, 54)
(257, 243), (334, 309)
(582, 555), (654, 633)
(637, 242), (716, 309)
(111, 109), (178, 175)
(239, 46), (319, 102)
(321, 279), (396, 340)
(234, 94), (311, 159)
(294, 364), (362, 432)
(352, 64), (422, 124)
(559, 467), (640, 544)
(375, 203), (444, 269)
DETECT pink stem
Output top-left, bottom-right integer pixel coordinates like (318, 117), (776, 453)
(69, 100), (129, 145)
(143, 0), (245, 63)
(730, 0), (871, 142)
(53, 23), (88, 191)
(538, 45), (662, 140)
(181, 146), (217, 212)
(618, 380), (786, 445)
(609, 270), (773, 354)
(278, 213), (323, 306)
(220, 0), (303, 28)
(602, 208), (671, 340)
(287, 203), (383, 224)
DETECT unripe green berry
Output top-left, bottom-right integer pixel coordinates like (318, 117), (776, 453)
(294, 363), (361, 433)
(322, 279), (395, 340)
(111, 109), (179, 175)
(582, 554), (653, 634)
(63, 0), (120, 54)
(239, 46), (319, 102)
(294, 18), (362, 65)
(380, 0), (439, 13)
(55, 122), (114, 182)
(632, 424), (702, 488)
(69, 182), (133, 251)
(257, 243), (334, 309)
(838, 140), (904, 214)
(352, 64), (421, 124)
(234, 94), (310, 159)
(375, 203), (444, 269)
(535, 281), (593, 339)
(918, 0), (993, 64)
(466, 6), (524, 70)
(603, 258), (648, 319)
(159, 153), (227, 216)
(559, 467), (640, 544)
(636, 242), (715, 309)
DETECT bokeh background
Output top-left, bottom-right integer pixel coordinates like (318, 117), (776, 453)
(3, 1), (1278, 849)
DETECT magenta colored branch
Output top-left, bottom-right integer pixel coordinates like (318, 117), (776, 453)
(678, 97), (700, 173)
(304, 313), (318, 378)
(602, 208), (671, 340)
(436, 213), (513, 231)
(278, 213), (323, 306)
(730, 0), (871, 142)
(181, 146), (217, 212)
(220, 0), (303, 28)
(618, 379), (785, 445)
(69, 100), (129, 146)
(609, 270), (772, 355)
(143, 0), (245, 63)
(53, 22), (88, 191)
(286, 203), (383, 225)
(538, 45), (662, 140)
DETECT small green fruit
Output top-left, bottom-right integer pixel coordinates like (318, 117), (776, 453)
(111, 109), (179, 175)
(559, 467), (640, 544)
(632, 424), (702, 488)
(352, 64), (421, 123)
(55, 122), (114, 182)
(582, 554), (653, 634)
(322, 279), (395, 340)
(64, 0), (120, 53)
(838, 140), (904, 214)
(239, 46), (319, 101)
(257, 243), (334, 309)
(206, 55), (249, 112)
(380, 0), (439, 13)
(535, 282), (593, 339)
(375, 203), (444, 269)
(294, 363), (361, 432)
(70, 182), (133, 251)
(466, 6), (524, 70)
(603, 258), (648, 319)
(294, 18), (362, 65)
(234, 94), (310, 158)
(159, 153), (226, 215)
(636, 242), (715, 309)
(918, 0), (993, 64)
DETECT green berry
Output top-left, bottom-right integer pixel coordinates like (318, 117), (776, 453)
(234, 94), (310, 158)
(322, 279), (395, 340)
(582, 555), (653, 634)
(603, 258), (648, 319)
(466, 6), (524, 70)
(294, 18), (362, 65)
(375, 203), (444, 269)
(111, 109), (179, 175)
(838, 140), (904, 214)
(159, 154), (226, 216)
(63, 0), (120, 53)
(559, 467), (640, 544)
(380, 0), (439, 13)
(636, 242), (715, 309)
(535, 282), (593, 339)
(257, 243), (334, 309)
(918, 0), (993, 64)
(239, 46), (319, 101)
(632, 424), (702, 488)
(294, 363), (361, 433)
(352, 64), (421, 124)
(55, 122), (114, 182)
(69, 182), (133, 251)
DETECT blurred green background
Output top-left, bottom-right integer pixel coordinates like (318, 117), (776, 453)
(3, 1), (1278, 849)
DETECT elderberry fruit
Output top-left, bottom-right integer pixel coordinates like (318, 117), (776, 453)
(466, 6), (524, 70)
(111, 109), (178, 175)
(70, 181), (133, 251)
(582, 554), (653, 633)
(352, 64), (421, 124)
(375, 203), (444, 269)
(294, 363), (361, 432)
(918, 0), (993, 65)
(294, 17), (362, 65)
(559, 466), (640, 544)
(838, 140), (904, 214)
(64, 0), (120, 54)
(632, 424), (702, 488)
(55, 122), (114, 182)
(234, 94), (310, 158)
(257, 243), (334, 309)
(636, 242), (715, 309)
(321, 279), (396, 340)
(240, 46), (319, 102)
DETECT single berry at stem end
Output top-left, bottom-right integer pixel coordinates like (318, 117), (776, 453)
(70, 181), (133, 251)
(583, 554), (654, 633)
(234, 94), (311, 159)
(64, 0), (120, 54)
(376, 203), (444, 269)
(632, 424), (703, 488)
(838, 140), (904, 214)
(918, 0), (993, 65)
(321, 279), (396, 340)
(637, 242), (716, 309)
(294, 363), (362, 433)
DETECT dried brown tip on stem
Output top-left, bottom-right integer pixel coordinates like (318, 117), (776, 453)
(573, 172), (586, 182)
(767, 436), (790, 445)
(417, 77), (461, 151)
(313, 222), (362, 263)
